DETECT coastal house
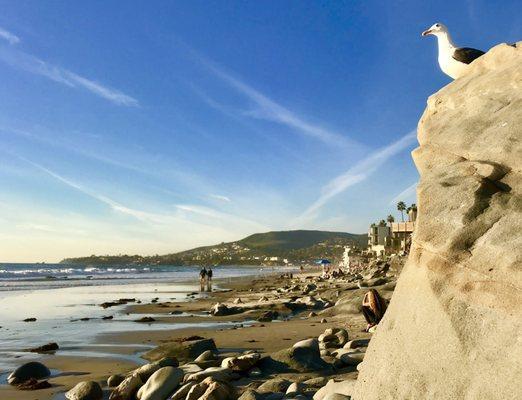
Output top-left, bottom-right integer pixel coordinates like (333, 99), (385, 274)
(368, 208), (417, 255)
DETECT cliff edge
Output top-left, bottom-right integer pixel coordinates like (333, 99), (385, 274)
(353, 42), (522, 399)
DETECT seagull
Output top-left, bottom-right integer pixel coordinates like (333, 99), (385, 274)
(422, 23), (485, 79)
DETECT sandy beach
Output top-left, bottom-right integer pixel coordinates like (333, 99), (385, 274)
(0, 260), (400, 399)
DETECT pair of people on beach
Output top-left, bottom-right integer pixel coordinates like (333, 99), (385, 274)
(199, 267), (213, 292)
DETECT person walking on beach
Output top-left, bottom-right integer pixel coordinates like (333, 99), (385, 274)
(199, 267), (207, 292)
(206, 267), (213, 292)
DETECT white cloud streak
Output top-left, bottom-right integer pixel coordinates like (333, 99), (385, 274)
(0, 47), (139, 106)
(210, 194), (231, 202)
(0, 27), (20, 45)
(175, 203), (267, 230)
(187, 49), (356, 148)
(389, 182), (417, 206)
(296, 130), (417, 221)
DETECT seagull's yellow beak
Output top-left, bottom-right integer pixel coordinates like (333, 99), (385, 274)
(421, 29), (432, 37)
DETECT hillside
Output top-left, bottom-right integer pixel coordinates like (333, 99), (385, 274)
(61, 230), (367, 266)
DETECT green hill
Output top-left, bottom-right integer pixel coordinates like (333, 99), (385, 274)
(62, 229), (367, 266)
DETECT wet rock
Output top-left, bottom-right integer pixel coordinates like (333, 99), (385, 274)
(8, 361), (50, 384)
(65, 381), (103, 400)
(109, 373), (142, 400)
(16, 378), (52, 390)
(102, 315), (113, 320)
(134, 316), (155, 323)
(26, 342), (59, 353)
(257, 310), (279, 322)
(23, 318), (37, 322)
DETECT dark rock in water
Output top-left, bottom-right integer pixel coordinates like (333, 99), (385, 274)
(16, 378), (52, 390)
(8, 361), (51, 384)
(102, 315), (113, 320)
(143, 338), (217, 363)
(100, 298), (136, 308)
(65, 380), (103, 400)
(23, 318), (37, 322)
(170, 310), (183, 315)
(80, 318), (90, 321)
(257, 310), (279, 322)
(134, 316), (155, 323)
(260, 346), (331, 373)
(26, 342), (59, 353)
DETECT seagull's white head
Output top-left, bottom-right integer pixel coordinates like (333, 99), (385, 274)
(422, 22), (448, 37)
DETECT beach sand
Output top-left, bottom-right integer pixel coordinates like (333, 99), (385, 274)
(0, 267), (392, 399)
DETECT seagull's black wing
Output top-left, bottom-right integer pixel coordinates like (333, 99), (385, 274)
(453, 47), (485, 64)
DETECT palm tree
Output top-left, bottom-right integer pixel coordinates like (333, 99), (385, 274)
(397, 201), (406, 222)
(379, 219), (387, 227)
(386, 214), (395, 225)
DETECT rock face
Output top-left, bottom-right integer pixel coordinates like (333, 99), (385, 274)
(354, 43), (522, 400)
(7, 361), (50, 384)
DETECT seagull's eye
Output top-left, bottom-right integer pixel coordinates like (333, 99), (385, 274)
(435, 24), (440, 27)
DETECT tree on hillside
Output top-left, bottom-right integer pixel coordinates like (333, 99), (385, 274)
(397, 201), (407, 222)
(387, 215), (395, 225)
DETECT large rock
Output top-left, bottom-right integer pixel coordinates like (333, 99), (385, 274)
(109, 374), (142, 400)
(313, 380), (355, 400)
(353, 43), (522, 400)
(7, 361), (50, 384)
(65, 381), (103, 400)
(143, 339), (217, 362)
(136, 367), (183, 400)
(261, 346), (331, 373)
(133, 357), (179, 381)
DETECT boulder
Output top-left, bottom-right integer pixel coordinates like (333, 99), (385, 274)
(109, 373), (142, 400)
(353, 43), (522, 400)
(199, 377), (233, 400)
(286, 382), (307, 396)
(170, 382), (197, 400)
(133, 357), (179, 381)
(136, 367), (183, 400)
(221, 352), (260, 372)
(65, 381), (103, 400)
(184, 367), (237, 383)
(313, 380), (355, 400)
(15, 378), (51, 390)
(293, 338), (319, 352)
(257, 377), (291, 393)
(26, 342), (59, 353)
(343, 339), (369, 350)
(8, 361), (50, 384)
(107, 374), (125, 388)
(143, 338), (217, 362)
(318, 328), (349, 349)
(262, 345), (331, 373)
(195, 350), (217, 363)
(257, 310), (279, 322)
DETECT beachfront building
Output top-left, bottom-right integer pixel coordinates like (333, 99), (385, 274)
(368, 224), (392, 255)
(368, 208), (418, 255)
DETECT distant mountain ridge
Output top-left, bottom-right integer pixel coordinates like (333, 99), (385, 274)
(61, 229), (367, 266)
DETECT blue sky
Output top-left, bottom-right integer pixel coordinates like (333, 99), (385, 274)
(0, 1), (520, 262)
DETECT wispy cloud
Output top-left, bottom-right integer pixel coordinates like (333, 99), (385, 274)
(0, 27), (20, 45)
(0, 46), (139, 106)
(389, 182), (417, 206)
(183, 46), (357, 149)
(210, 194), (231, 202)
(296, 131), (417, 222)
(175, 203), (267, 231)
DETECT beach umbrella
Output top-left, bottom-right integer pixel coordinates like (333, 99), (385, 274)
(316, 259), (331, 265)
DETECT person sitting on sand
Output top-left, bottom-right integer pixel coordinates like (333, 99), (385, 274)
(362, 289), (387, 332)
(199, 267), (207, 292)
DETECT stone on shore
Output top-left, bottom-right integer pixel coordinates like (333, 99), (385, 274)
(107, 374), (125, 388)
(26, 342), (59, 353)
(133, 357), (179, 381)
(257, 378), (292, 393)
(313, 379), (356, 400)
(221, 351), (261, 372)
(261, 345), (330, 373)
(353, 42), (522, 400)
(184, 366), (238, 383)
(143, 338), (217, 363)
(65, 381), (103, 400)
(292, 338), (319, 352)
(136, 366), (183, 400)
(109, 374), (142, 400)
(8, 361), (51, 385)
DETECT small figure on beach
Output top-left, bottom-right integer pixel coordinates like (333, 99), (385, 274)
(361, 289), (388, 332)
(199, 267), (207, 292)
(206, 267), (213, 292)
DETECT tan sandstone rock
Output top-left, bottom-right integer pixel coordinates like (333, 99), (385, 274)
(353, 42), (522, 400)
